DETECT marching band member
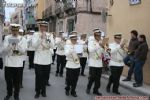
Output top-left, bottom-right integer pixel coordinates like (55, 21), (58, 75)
(18, 28), (27, 88)
(32, 21), (54, 98)
(26, 30), (35, 69)
(86, 29), (104, 96)
(78, 34), (88, 76)
(55, 32), (66, 77)
(106, 33), (126, 94)
(52, 32), (57, 64)
(64, 33), (80, 97)
(3, 24), (27, 100)
(66, 31), (78, 45)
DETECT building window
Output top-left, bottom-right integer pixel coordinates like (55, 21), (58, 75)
(67, 19), (74, 34)
(129, 0), (141, 5)
(59, 21), (63, 32)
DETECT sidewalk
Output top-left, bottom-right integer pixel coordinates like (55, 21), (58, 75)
(102, 74), (150, 96)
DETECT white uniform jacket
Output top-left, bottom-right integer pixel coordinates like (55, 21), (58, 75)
(109, 42), (126, 67)
(65, 44), (80, 69)
(26, 34), (35, 51)
(88, 39), (104, 68)
(77, 39), (88, 58)
(32, 32), (54, 65)
(3, 35), (28, 67)
(56, 37), (65, 56)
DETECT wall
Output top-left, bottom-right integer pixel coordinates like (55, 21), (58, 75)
(107, 0), (150, 85)
(35, 0), (44, 20)
(75, 13), (106, 35)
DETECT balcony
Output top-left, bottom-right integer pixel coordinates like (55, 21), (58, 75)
(43, 5), (56, 20)
(42, 11), (47, 19)
(63, 1), (76, 11)
(55, 2), (64, 15)
(0, 9), (5, 16)
(0, 3), (5, 16)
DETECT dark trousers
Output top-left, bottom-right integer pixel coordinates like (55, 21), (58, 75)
(52, 49), (57, 63)
(124, 55), (134, 80)
(5, 67), (22, 97)
(107, 66), (123, 92)
(35, 64), (50, 94)
(27, 51), (35, 69)
(56, 55), (66, 75)
(20, 61), (25, 86)
(46, 65), (51, 83)
(87, 67), (102, 92)
(134, 60), (145, 84)
(80, 57), (87, 75)
(65, 68), (80, 93)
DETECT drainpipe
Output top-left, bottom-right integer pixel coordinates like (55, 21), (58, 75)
(89, 0), (92, 12)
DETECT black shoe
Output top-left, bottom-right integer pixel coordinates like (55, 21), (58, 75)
(81, 74), (86, 76)
(106, 87), (110, 93)
(4, 95), (11, 100)
(86, 89), (90, 94)
(41, 92), (47, 97)
(133, 83), (143, 87)
(20, 84), (23, 88)
(14, 96), (20, 100)
(59, 74), (63, 77)
(71, 92), (78, 97)
(46, 82), (51, 86)
(93, 91), (102, 96)
(65, 90), (69, 96)
(113, 91), (121, 95)
(122, 78), (131, 81)
(34, 93), (40, 99)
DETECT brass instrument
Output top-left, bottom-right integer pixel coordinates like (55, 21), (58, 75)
(41, 33), (51, 50)
(120, 39), (129, 54)
(57, 39), (66, 50)
(72, 52), (80, 64)
(68, 44), (80, 64)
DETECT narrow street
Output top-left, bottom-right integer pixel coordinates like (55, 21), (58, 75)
(0, 63), (141, 100)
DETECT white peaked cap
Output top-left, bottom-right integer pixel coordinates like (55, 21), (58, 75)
(29, 30), (35, 33)
(19, 29), (24, 33)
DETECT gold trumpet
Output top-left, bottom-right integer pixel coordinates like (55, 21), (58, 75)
(120, 39), (129, 53)
(41, 33), (52, 50)
(72, 53), (80, 64)
(57, 39), (66, 50)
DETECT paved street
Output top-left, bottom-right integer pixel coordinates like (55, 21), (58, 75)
(0, 63), (142, 100)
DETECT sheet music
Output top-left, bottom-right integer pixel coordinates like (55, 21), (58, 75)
(74, 44), (83, 54)
(8, 38), (19, 44)
(65, 44), (84, 54)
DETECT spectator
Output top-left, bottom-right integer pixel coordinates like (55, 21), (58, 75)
(133, 34), (149, 87)
(122, 30), (139, 81)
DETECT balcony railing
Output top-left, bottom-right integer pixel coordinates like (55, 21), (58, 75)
(55, 2), (64, 15)
(64, 1), (76, 11)
(43, 5), (56, 19)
